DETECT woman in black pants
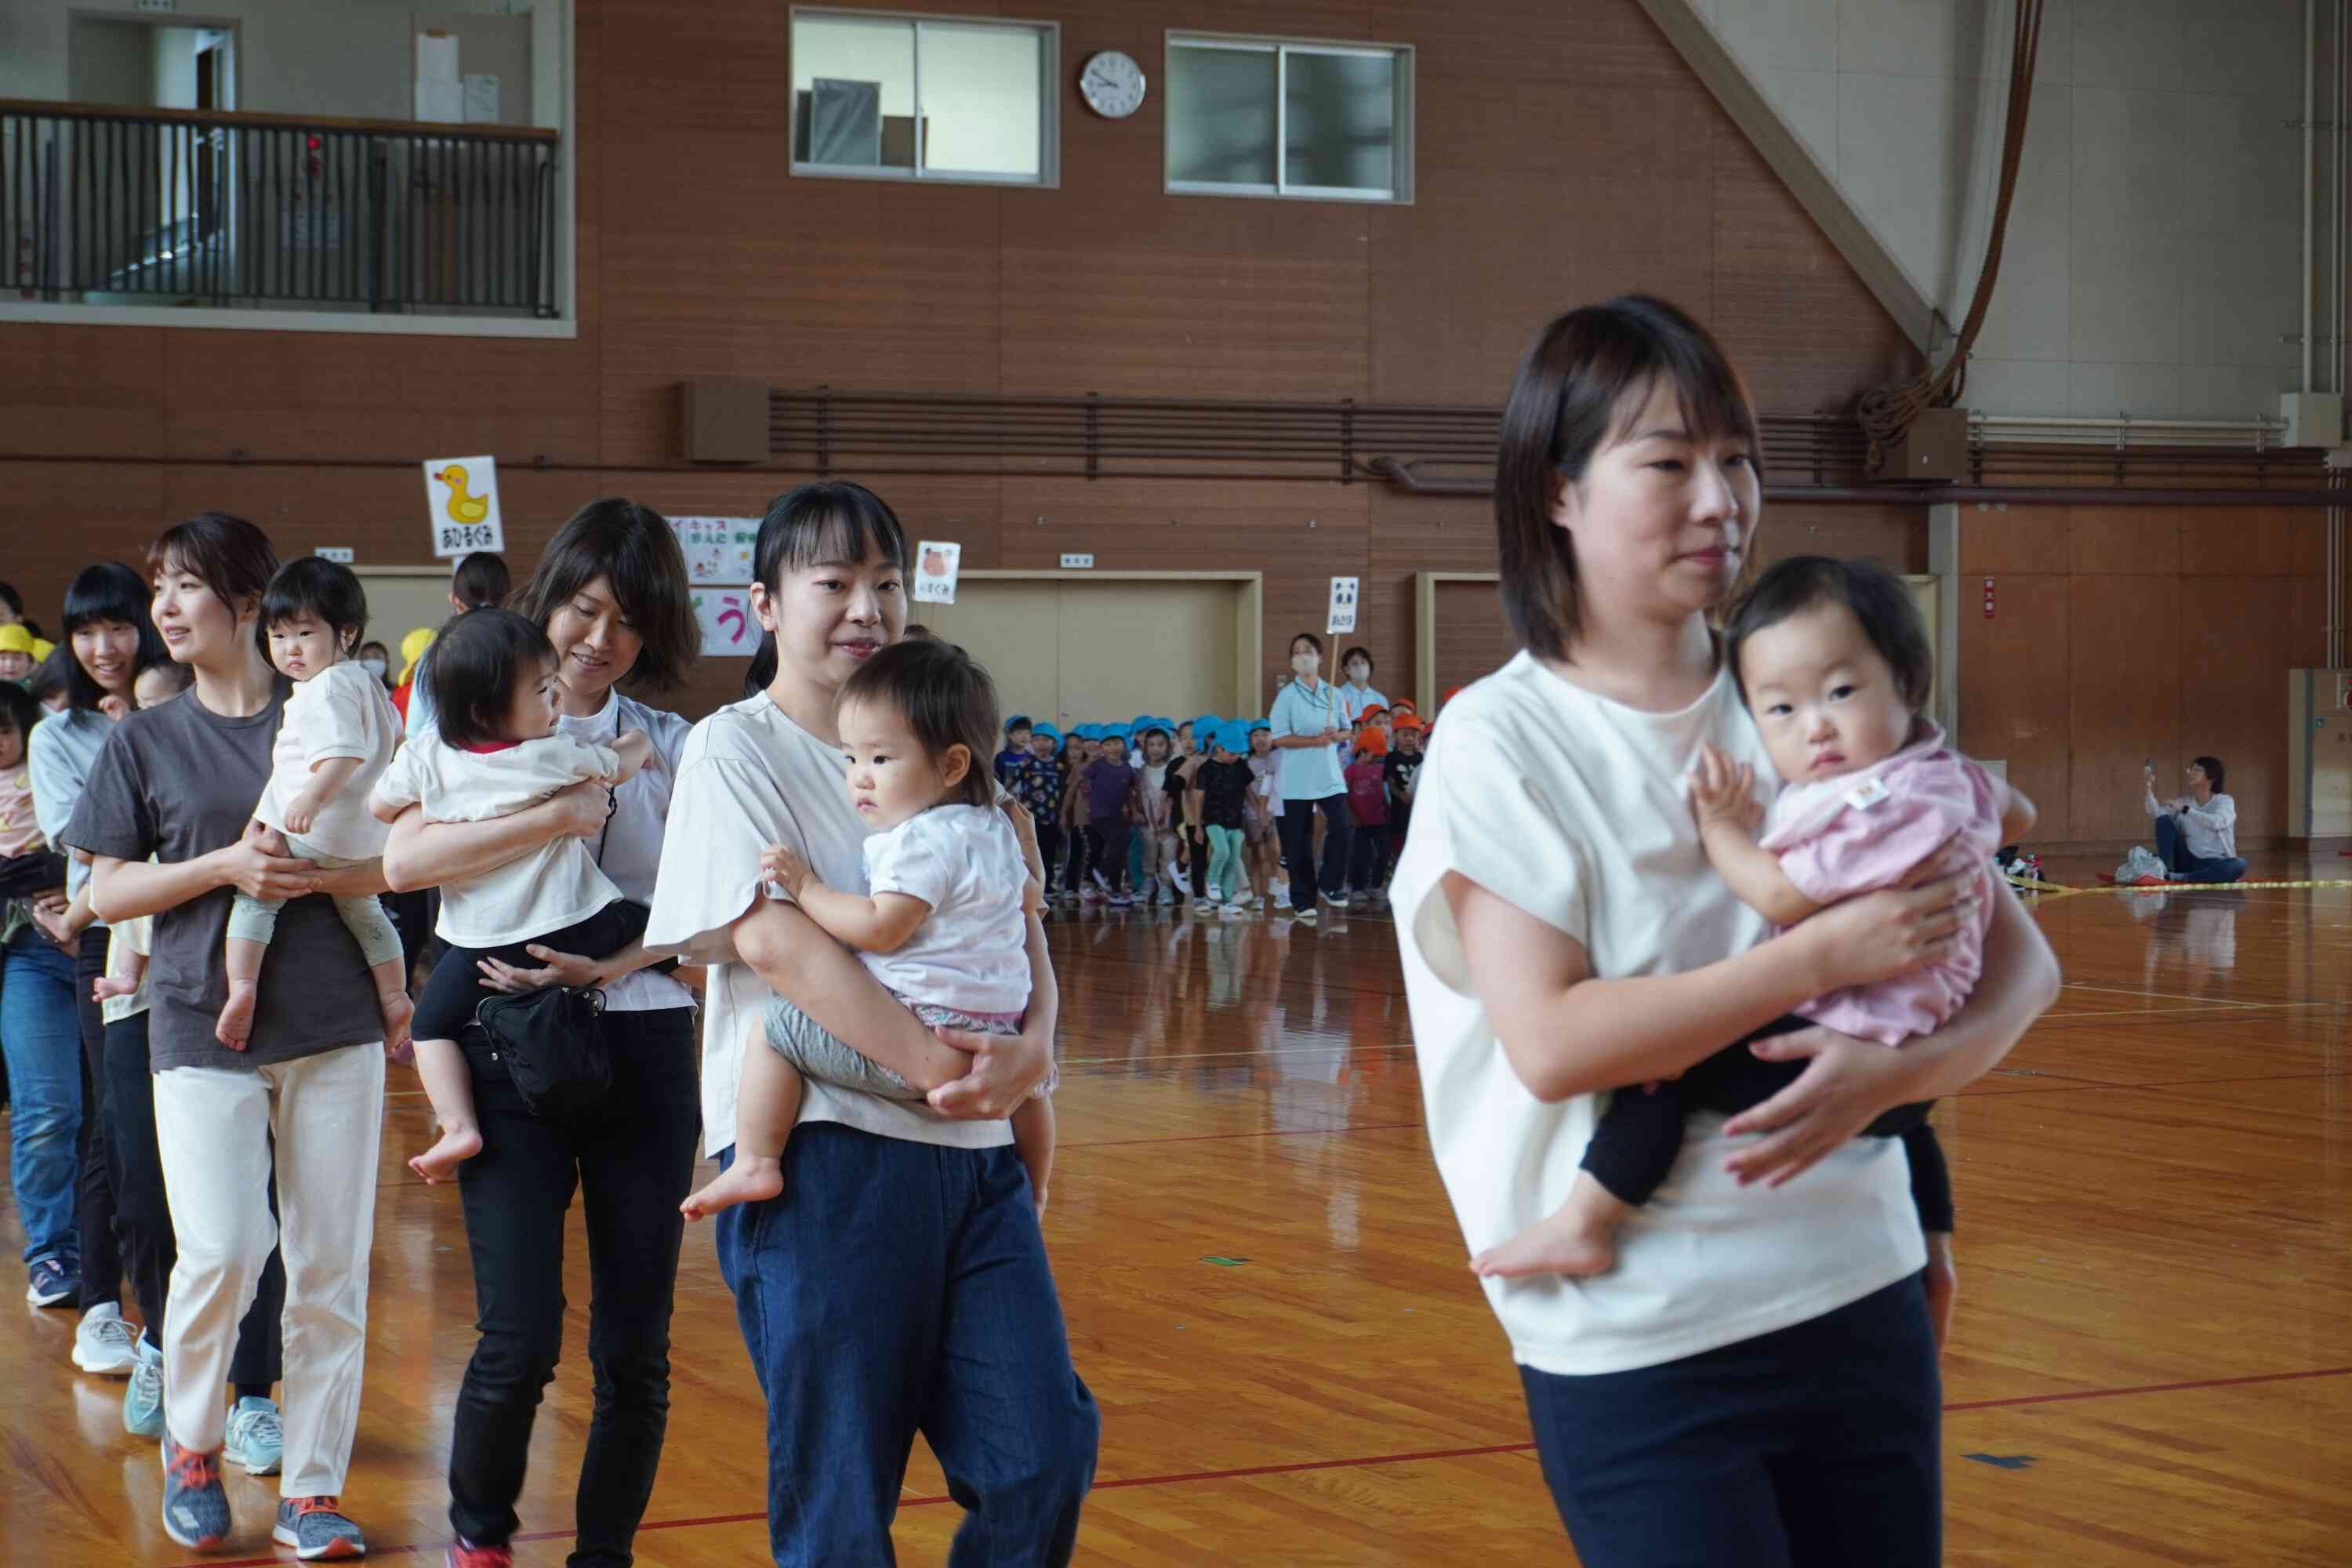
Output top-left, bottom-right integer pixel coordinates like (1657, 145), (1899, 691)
(384, 499), (702, 1568)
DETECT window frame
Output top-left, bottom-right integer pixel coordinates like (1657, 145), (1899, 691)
(1162, 31), (1415, 205)
(787, 5), (1062, 190)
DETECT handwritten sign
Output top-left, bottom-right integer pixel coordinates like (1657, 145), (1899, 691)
(1326, 575), (1359, 637)
(693, 588), (760, 659)
(672, 516), (760, 585)
(423, 456), (505, 558)
(913, 539), (961, 604)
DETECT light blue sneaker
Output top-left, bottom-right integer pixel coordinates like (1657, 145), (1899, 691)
(123, 1336), (165, 1439)
(223, 1394), (285, 1475)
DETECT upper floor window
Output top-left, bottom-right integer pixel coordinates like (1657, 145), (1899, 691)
(1164, 34), (1414, 204)
(789, 8), (1059, 187)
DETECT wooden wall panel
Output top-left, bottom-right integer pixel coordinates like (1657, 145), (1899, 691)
(1432, 577), (1515, 699)
(0, 324), (168, 457)
(2180, 506), (2296, 577)
(2179, 578), (2296, 838)
(2068, 574), (2182, 841)
(1958, 505), (2072, 575)
(1755, 502), (1926, 572)
(2069, 506), (2183, 576)
(1958, 573), (2073, 840)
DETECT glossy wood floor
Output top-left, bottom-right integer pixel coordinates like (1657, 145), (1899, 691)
(7, 853), (2350, 1564)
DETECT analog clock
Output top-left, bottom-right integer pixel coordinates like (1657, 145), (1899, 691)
(1080, 50), (1147, 119)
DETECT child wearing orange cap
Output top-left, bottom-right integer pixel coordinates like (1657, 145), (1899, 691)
(1385, 713), (1426, 855)
(1343, 726), (1391, 905)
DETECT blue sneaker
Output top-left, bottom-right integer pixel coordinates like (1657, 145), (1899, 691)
(160, 1436), (230, 1550)
(223, 1394), (284, 1475)
(26, 1255), (78, 1307)
(274, 1496), (367, 1559)
(123, 1336), (165, 1439)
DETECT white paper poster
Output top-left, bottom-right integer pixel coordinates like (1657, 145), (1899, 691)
(423, 456), (505, 558)
(671, 516), (760, 585)
(416, 32), (462, 124)
(463, 72), (501, 124)
(693, 587), (760, 659)
(1326, 575), (1359, 637)
(913, 540), (961, 604)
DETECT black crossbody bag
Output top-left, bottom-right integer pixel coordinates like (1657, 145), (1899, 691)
(473, 984), (612, 1123)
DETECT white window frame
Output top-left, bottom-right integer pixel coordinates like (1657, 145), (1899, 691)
(788, 7), (1061, 189)
(1163, 32), (1414, 205)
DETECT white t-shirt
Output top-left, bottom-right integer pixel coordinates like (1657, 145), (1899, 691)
(1270, 678), (1348, 801)
(1389, 649), (1923, 1377)
(644, 695), (1016, 1160)
(861, 804), (1032, 1015)
(2145, 788), (2238, 861)
(372, 731), (624, 947)
(256, 661), (401, 860)
(554, 689), (695, 1015)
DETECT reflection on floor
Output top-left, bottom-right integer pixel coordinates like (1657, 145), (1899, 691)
(5, 855), (2348, 1563)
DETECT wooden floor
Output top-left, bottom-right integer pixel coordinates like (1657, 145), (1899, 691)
(9, 853), (2352, 1564)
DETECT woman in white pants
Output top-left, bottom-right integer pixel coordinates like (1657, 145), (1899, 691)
(71, 512), (390, 1559)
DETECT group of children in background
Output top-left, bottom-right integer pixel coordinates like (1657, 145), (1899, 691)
(993, 701), (1426, 916)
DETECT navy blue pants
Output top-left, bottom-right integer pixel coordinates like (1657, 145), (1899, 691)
(2154, 815), (2246, 883)
(1520, 1272), (1941, 1567)
(715, 1123), (1098, 1566)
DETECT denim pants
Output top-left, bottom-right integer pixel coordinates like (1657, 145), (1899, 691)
(714, 1123), (1100, 1566)
(2, 927), (83, 1265)
(1520, 1272), (1940, 1567)
(448, 1006), (700, 1565)
(2154, 815), (2247, 883)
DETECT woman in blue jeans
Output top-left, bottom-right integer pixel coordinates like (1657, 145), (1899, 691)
(648, 482), (1096, 1568)
(2143, 756), (2248, 884)
(3, 913), (82, 1305)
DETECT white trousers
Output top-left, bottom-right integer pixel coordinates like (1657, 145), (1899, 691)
(152, 1043), (384, 1496)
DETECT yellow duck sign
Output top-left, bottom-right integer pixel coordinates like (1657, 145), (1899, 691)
(422, 455), (506, 558)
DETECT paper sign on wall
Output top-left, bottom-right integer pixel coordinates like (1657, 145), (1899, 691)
(423, 456), (505, 558)
(693, 588), (760, 659)
(671, 516), (760, 585)
(913, 540), (961, 604)
(1326, 575), (1359, 637)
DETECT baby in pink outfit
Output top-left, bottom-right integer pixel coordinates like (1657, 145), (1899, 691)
(1472, 556), (2015, 1282)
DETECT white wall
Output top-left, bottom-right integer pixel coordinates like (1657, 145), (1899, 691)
(1696, 0), (2308, 421)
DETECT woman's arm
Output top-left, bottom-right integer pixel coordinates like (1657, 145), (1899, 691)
(929, 906), (1058, 1118)
(89, 821), (321, 922)
(1443, 866), (1974, 1104)
(729, 895), (972, 1090)
(1720, 882), (2060, 1184)
(379, 782), (609, 894)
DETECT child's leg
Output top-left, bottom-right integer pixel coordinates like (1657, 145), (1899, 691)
(760, 992), (959, 1099)
(309, 840), (416, 1050)
(406, 1036), (483, 1183)
(217, 892), (285, 1050)
(1011, 1094), (1056, 1216)
(680, 1024), (806, 1219)
(1207, 827), (1236, 902)
(1471, 1078), (1688, 1279)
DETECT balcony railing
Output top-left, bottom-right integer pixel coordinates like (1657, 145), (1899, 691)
(1, 100), (557, 317)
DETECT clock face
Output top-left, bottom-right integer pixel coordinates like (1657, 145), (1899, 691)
(1080, 50), (1147, 119)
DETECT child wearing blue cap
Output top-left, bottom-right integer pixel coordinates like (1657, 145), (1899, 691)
(1193, 720), (1258, 914)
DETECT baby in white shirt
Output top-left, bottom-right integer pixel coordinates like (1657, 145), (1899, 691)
(681, 637), (1054, 1220)
(221, 560), (409, 1053)
(371, 608), (652, 1182)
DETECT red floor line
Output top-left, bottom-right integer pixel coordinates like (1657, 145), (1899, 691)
(1067, 1120), (1423, 1150)
(169, 1366), (2352, 1566)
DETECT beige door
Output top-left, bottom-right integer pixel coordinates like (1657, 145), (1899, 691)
(354, 566), (457, 662)
(915, 575), (1250, 728)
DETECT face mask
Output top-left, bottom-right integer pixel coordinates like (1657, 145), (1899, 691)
(1292, 652), (1319, 677)
(360, 657), (387, 679)
(1347, 662), (1369, 682)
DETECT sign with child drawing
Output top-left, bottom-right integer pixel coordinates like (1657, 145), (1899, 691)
(1326, 575), (1359, 637)
(913, 540), (962, 604)
(671, 516), (760, 585)
(693, 588), (760, 659)
(423, 456), (506, 558)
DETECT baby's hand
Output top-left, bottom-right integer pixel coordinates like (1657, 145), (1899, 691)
(760, 842), (812, 898)
(98, 695), (129, 723)
(1689, 744), (1761, 835)
(282, 791), (320, 836)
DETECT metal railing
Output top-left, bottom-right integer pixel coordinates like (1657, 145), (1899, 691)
(2, 100), (557, 315)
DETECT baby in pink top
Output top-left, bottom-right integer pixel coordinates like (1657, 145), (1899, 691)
(1472, 556), (2016, 1283)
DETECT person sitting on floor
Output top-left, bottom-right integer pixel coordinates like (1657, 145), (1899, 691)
(2142, 756), (2246, 884)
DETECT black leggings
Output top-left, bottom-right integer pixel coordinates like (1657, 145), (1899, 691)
(1581, 1014), (1952, 1232)
(414, 900), (650, 1044)
(74, 925), (122, 1310)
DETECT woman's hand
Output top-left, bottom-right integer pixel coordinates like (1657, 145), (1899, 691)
(477, 944), (604, 993)
(1689, 744), (1762, 835)
(927, 1020), (1052, 1120)
(211, 820), (321, 902)
(1719, 1024), (1922, 1187)
(550, 779), (615, 839)
(1797, 860), (1976, 995)
(1922, 1232), (1957, 1355)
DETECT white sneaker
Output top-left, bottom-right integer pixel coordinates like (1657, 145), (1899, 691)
(1295, 906), (1319, 924)
(1220, 902), (1247, 916)
(73, 1301), (140, 1376)
(1272, 891), (1292, 910)
(1156, 884), (1176, 906)
(1192, 898), (1218, 914)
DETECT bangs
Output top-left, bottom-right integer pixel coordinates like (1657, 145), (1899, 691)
(63, 561), (151, 634)
(1600, 358), (1760, 463)
(781, 506), (907, 574)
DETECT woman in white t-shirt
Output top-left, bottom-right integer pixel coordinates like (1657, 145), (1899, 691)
(644, 481), (1097, 1566)
(1391, 297), (2060, 1566)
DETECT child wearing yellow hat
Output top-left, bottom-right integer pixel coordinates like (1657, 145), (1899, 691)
(0, 623), (34, 682)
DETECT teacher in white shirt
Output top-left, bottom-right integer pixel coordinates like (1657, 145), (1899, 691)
(2141, 756), (2245, 884)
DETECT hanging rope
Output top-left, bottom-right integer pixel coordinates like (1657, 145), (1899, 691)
(1857, 0), (2048, 470)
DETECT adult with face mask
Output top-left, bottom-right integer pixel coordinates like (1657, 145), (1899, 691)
(354, 642), (394, 690)
(1334, 648), (1388, 902)
(1269, 633), (1354, 923)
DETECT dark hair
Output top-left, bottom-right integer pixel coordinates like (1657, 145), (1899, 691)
(261, 557), (369, 655)
(1341, 645), (1374, 674)
(837, 636), (1000, 810)
(744, 481), (909, 696)
(2193, 755), (2226, 792)
(0, 677), (41, 744)
(425, 608), (556, 750)
(512, 497), (699, 692)
(1290, 630), (1324, 658)
(901, 622), (935, 641)
(149, 512), (279, 654)
(24, 646), (72, 707)
(452, 552), (511, 611)
(0, 581), (20, 618)
(1495, 296), (1762, 661)
(1723, 557), (1933, 714)
(61, 561), (172, 712)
